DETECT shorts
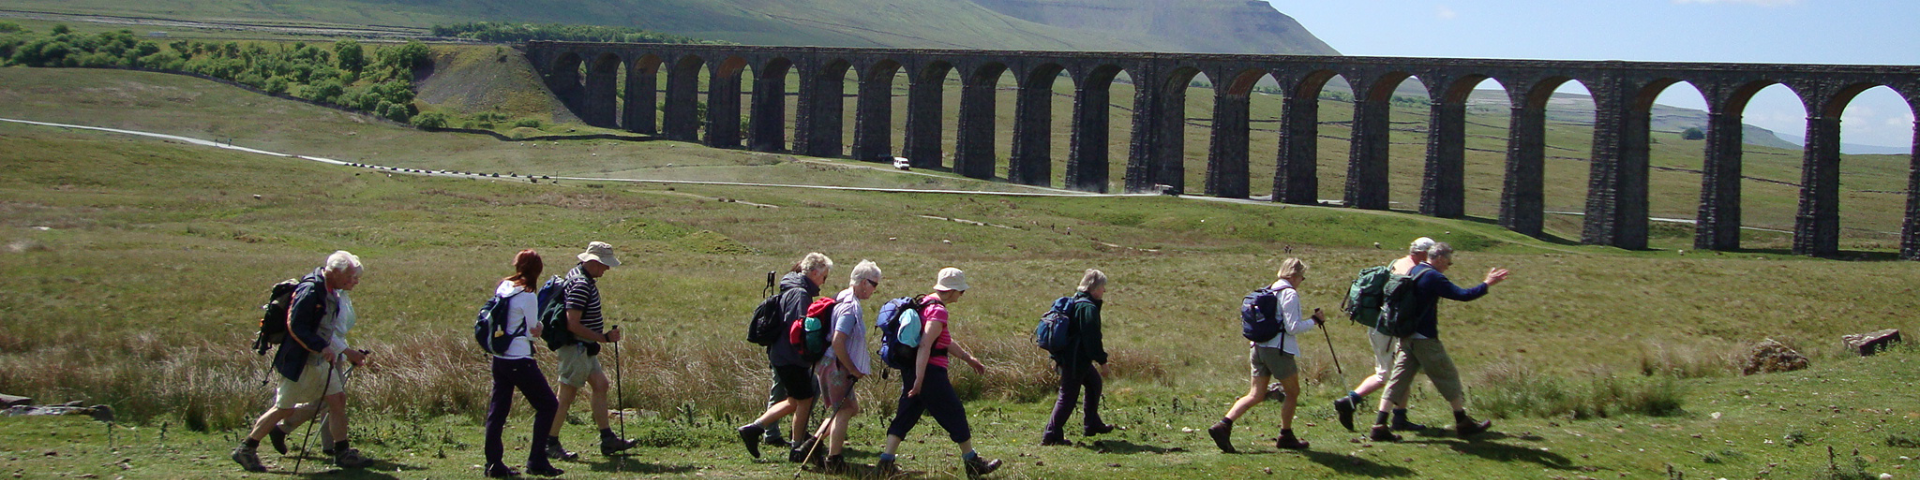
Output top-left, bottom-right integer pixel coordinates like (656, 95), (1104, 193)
(1370, 329), (1398, 376)
(1248, 346), (1298, 380)
(773, 364), (818, 401)
(275, 359), (346, 409)
(556, 343), (603, 387)
(816, 360), (858, 410)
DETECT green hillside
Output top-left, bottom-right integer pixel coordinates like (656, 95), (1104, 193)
(0, 0), (1339, 54)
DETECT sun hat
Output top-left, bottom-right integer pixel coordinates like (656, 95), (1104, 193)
(932, 267), (968, 292)
(577, 241), (621, 268)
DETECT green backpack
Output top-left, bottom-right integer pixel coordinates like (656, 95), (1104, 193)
(1374, 269), (1433, 338)
(1343, 265), (1392, 328)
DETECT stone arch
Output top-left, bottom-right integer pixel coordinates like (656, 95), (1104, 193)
(748, 57), (794, 152)
(1066, 64), (1130, 192)
(1137, 65), (1206, 194)
(1342, 70), (1415, 210)
(623, 54), (663, 134)
(794, 58), (852, 158)
(1272, 69), (1346, 205)
(1625, 79), (1716, 249)
(903, 60), (955, 169)
(851, 59), (905, 163)
(1009, 63), (1067, 186)
(953, 61), (1008, 179)
(1494, 76), (1592, 238)
(544, 52), (586, 122)
(1418, 74), (1507, 219)
(1805, 82), (1912, 256)
(701, 56), (750, 148)
(661, 54), (706, 142)
(1204, 68), (1273, 198)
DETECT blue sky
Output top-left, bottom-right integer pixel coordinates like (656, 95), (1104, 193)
(1268, 0), (1918, 149)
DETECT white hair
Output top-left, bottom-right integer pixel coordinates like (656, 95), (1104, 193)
(1077, 269), (1107, 293)
(849, 260), (882, 287)
(799, 252), (834, 275)
(1410, 237), (1437, 255)
(1427, 242), (1455, 261)
(325, 250), (362, 276)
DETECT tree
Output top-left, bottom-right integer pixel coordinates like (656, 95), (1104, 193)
(333, 39), (364, 74)
(1682, 127), (1705, 140)
(50, 24), (70, 35)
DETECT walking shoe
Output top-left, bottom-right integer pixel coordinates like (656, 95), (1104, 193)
(267, 426), (290, 455)
(483, 462), (519, 478)
(1039, 435), (1072, 446)
(736, 424), (765, 459)
(1082, 424), (1117, 437)
(1456, 418), (1493, 438)
(600, 433), (639, 456)
(1367, 425), (1402, 442)
(332, 448), (374, 469)
(524, 464), (565, 477)
(1390, 419), (1429, 431)
(821, 454), (849, 474)
(788, 436), (819, 464)
(873, 458), (900, 476)
(230, 445), (266, 473)
(1206, 422), (1236, 454)
(1332, 397), (1357, 431)
(963, 455), (1003, 479)
(544, 442), (578, 461)
(1275, 430), (1310, 450)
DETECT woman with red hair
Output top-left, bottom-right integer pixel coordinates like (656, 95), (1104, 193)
(482, 250), (564, 477)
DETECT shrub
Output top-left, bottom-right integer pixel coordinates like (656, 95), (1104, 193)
(304, 79), (345, 104)
(1682, 127), (1706, 140)
(50, 24), (70, 35)
(410, 111), (449, 129)
(262, 76), (290, 95)
(513, 118), (543, 129)
(0, 22), (24, 34)
(333, 39), (365, 73)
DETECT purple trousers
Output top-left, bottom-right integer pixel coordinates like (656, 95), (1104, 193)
(484, 357), (559, 469)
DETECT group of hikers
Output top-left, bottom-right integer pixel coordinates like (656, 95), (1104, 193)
(228, 236), (1512, 478)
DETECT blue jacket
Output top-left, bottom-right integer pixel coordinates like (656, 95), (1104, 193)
(273, 268), (335, 381)
(1407, 263), (1489, 339)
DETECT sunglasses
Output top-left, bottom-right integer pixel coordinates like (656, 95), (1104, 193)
(865, 279), (881, 288)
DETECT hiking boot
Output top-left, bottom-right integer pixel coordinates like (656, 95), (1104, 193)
(1275, 430), (1310, 450)
(332, 448), (373, 469)
(1206, 422), (1236, 454)
(1039, 435), (1072, 446)
(543, 442), (578, 462)
(1332, 397), (1358, 432)
(483, 462), (519, 478)
(736, 424), (765, 459)
(524, 464), (565, 477)
(788, 436), (819, 464)
(1456, 418), (1493, 438)
(963, 455), (1003, 479)
(600, 433), (639, 456)
(821, 455), (849, 475)
(1367, 425), (1402, 442)
(267, 426), (290, 455)
(874, 458), (900, 476)
(1082, 424), (1117, 437)
(1390, 419), (1429, 431)
(230, 445), (266, 473)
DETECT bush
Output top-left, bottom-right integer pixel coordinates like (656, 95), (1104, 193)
(0, 22), (24, 34)
(1682, 127), (1706, 140)
(333, 39), (365, 73)
(304, 79), (345, 104)
(512, 118), (542, 129)
(411, 112), (449, 129)
(50, 24), (70, 35)
(262, 76), (290, 95)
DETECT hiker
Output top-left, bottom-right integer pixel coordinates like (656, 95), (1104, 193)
(1040, 269), (1117, 446)
(1368, 242), (1510, 441)
(736, 252), (832, 460)
(231, 251), (375, 472)
(875, 268), (1004, 478)
(544, 242), (639, 460)
(482, 250), (564, 477)
(802, 260), (882, 473)
(1208, 258), (1323, 453)
(1333, 237), (1436, 432)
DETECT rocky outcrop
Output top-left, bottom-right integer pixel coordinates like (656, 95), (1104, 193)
(1743, 339), (1810, 375)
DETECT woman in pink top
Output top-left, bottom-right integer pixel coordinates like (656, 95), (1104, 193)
(874, 268), (1003, 479)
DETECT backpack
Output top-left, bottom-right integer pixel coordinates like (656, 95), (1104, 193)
(791, 297), (837, 364)
(873, 296), (921, 370)
(1240, 286), (1295, 343)
(473, 291), (527, 356)
(1343, 265), (1393, 328)
(1033, 296), (1082, 354)
(1375, 268), (1433, 338)
(745, 272), (784, 346)
(535, 274), (576, 350)
(252, 278), (302, 355)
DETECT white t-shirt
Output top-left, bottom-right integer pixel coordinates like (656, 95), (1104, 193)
(824, 288), (871, 375)
(493, 280), (538, 360)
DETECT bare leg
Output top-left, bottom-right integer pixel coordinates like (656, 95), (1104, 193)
(587, 372), (611, 431)
(1277, 375), (1300, 430)
(1223, 375), (1271, 421)
(549, 384), (579, 437)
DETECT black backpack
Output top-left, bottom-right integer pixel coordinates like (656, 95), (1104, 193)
(745, 271), (785, 346)
(535, 275), (576, 350)
(1375, 269), (1432, 338)
(1240, 286), (1291, 343)
(252, 278), (302, 355)
(473, 291), (527, 356)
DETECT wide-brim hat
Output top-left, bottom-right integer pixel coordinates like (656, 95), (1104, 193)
(933, 267), (968, 292)
(577, 241), (621, 268)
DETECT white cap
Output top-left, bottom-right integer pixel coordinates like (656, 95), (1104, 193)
(933, 267), (969, 292)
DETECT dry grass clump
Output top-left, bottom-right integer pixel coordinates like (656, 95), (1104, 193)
(1474, 361), (1687, 421)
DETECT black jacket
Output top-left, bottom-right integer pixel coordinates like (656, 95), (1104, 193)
(767, 272), (819, 368)
(273, 268), (334, 381)
(1052, 292), (1108, 371)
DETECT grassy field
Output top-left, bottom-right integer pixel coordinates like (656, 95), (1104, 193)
(2, 66), (1919, 479)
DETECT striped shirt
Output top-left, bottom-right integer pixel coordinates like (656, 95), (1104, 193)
(563, 265), (604, 338)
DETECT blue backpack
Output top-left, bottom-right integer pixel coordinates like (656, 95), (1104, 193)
(473, 291), (526, 356)
(1033, 296), (1082, 354)
(873, 296), (923, 370)
(1240, 286), (1294, 343)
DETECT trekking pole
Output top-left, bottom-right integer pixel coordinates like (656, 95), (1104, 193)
(291, 357), (337, 475)
(1319, 320), (1347, 386)
(613, 327), (625, 451)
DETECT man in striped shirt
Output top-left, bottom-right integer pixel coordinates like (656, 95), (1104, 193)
(545, 242), (638, 460)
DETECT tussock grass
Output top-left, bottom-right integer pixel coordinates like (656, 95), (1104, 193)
(1474, 362), (1688, 420)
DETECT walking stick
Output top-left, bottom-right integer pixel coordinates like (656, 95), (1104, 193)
(1316, 309), (1347, 386)
(291, 358), (337, 475)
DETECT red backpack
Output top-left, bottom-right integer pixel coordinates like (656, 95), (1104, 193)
(789, 297), (838, 364)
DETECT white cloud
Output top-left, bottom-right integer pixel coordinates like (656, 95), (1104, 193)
(1435, 5), (1458, 20)
(1672, 0), (1801, 6)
